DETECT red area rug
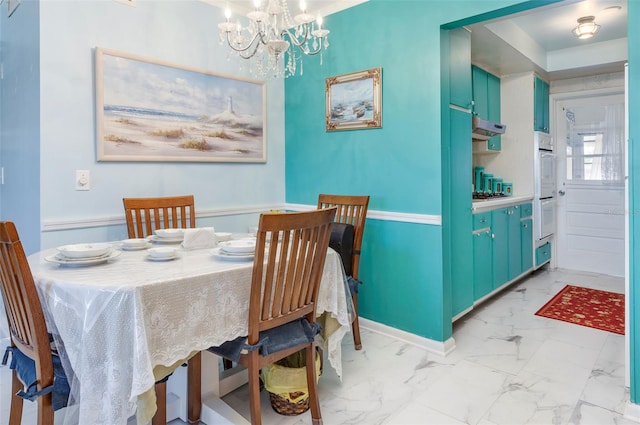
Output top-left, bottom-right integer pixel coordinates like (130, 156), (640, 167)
(535, 285), (625, 335)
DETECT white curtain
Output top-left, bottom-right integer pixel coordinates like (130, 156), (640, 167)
(601, 102), (625, 181)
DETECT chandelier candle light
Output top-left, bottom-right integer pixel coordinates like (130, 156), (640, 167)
(218, 0), (330, 79)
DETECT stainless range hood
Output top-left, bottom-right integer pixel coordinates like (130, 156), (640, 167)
(472, 116), (507, 141)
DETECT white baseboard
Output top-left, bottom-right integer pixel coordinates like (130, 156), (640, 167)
(624, 400), (640, 422)
(359, 317), (456, 356)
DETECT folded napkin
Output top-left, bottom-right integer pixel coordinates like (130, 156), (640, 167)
(182, 227), (216, 250)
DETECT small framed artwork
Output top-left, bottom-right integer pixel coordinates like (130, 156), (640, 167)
(95, 47), (266, 163)
(325, 67), (382, 131)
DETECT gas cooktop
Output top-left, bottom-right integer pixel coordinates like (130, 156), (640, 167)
(472, 192), (507, 200)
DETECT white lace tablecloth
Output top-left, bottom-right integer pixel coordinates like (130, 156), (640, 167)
(28, 245), (352, 425)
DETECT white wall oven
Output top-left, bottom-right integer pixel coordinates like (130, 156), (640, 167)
(533, 131), (556, 241)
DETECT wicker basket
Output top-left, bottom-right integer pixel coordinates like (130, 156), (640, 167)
(268, 391), (310, 415)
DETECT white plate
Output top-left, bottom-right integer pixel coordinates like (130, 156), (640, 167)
(215, 232), (233, 242)
(121, 238), (149, 249)
(148, 235), (184, 244)
(56, 243), (112, 259)
(154, 228), (185, 238)
(148, 247), (179, 259)
(146, 254), (179, 262)
(218, 239), (256, 254)
(120, 242), (152, 251)
(46, 250), (121, 266)
(211, 248), (254, 261)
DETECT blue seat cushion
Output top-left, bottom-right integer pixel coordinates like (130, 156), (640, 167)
(2, 346), (70, 411)
(208, 318), (322, 363)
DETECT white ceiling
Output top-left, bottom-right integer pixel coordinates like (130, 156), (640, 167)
(469, 0), (628, 80)
(207, 0), (628, 81)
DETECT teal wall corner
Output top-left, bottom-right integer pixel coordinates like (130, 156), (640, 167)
(358, 219), (445, 341)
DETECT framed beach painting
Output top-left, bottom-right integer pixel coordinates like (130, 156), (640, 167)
(95, 47), (266, 162)
(325, 67), (382, 131)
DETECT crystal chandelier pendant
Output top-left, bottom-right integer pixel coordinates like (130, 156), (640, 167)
(218, 0), (330, 79)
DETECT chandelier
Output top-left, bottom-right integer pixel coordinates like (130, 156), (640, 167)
(572, 16), (600, 39)
(218, 0), (330, 79)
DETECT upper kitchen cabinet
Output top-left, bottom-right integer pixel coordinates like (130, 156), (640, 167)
(449, 28), (472, 110)
(534, 76), (550, 133)
(472, 65), (502, 151)
(472, 65), (501, 123)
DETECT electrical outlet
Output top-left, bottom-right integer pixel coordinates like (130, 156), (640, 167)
(75, 170), (90, 191)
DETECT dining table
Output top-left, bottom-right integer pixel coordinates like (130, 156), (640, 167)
(27, 236), (354, 425)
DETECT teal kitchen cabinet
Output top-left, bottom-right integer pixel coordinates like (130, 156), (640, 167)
(491, 204), (532, 288)
(473, 212), (492, 300)
(520, 204), (533, 272)
(472, 65), (501, 152)
(491, 207), (510, 287)
(536, 241), (552, 268)
(449, 28), (472, 110)
(449, 107), (474, 317)
(534, 76), (550, 133)
(472, 66), (489, 118)
(471, 202), (535, 308)
(507, 205), (523, 280)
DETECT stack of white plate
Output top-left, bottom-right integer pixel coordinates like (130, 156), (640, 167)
(215, 232), (233, 242)
(150, 228), (185, 244)
(147, 247), (180, 261)
(47, 243), (120, 266)
(212, 239), (256, 261)
(120, 238), (150, 250)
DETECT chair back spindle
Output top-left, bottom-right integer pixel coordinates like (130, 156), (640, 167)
(123, 195), (196, 238)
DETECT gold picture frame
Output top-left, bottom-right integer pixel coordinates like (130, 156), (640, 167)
(325, 67), (382, 131)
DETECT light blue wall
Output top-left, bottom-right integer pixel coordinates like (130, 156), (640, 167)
(0, 0), (286, 254)
(0, 0), (41, 252)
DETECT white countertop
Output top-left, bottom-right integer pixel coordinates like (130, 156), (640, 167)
(472, 195), (534, 212)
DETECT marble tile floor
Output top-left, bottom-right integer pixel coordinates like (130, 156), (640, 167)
(2, 267), (637, 425)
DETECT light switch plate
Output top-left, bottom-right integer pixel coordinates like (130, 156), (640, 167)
(76, 170), (90, 191)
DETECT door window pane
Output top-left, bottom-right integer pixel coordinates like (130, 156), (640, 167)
(564, 102), (624, 182)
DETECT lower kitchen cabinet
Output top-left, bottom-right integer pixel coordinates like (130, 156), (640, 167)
(536, 241), (552, 267)
(521, 218), (533, 271)
(473, 228), (492, 300)
(472, 201), (534, 304)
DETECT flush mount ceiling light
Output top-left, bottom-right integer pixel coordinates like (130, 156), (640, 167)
(572, 15), (601, 39)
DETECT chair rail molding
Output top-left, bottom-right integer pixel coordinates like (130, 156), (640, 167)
(41, 204), (287, 232)
(41, 203), (442, 232)
(286, 203), (442, 225)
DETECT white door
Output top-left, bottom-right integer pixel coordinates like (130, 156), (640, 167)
(555, 92), (625, 277)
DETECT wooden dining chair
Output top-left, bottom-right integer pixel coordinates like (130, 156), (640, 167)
(0, 221), (171, 425)
(317, 194), (370, 350)
(0, 221), (70, 425)
(123, 195), (196, 238)
(207, 207), (337, 425)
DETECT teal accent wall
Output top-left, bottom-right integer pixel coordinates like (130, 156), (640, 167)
(628, 0), (639, 404)
(285, 0), (528, 342)
(358, 220), (445, 337)
(0, 1), (40, 253)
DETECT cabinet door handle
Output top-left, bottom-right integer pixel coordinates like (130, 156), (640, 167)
(491, 233), (495, 239)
